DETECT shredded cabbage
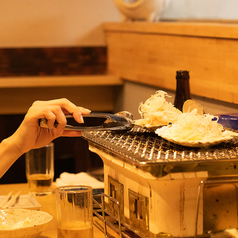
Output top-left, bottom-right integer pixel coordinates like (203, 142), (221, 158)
(155, 109), (238, 143)
(135, 90), (182, 127)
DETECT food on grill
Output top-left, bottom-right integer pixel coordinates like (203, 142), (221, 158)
(155, 109), (238, 147)
(134, 90), (182, 128)
(182, 99), (204, 115)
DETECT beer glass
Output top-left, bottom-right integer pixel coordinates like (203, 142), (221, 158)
(25, 143), (54, 195)
(56, 185), (93, 238)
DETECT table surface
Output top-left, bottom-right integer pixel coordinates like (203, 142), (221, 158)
(0, 183), (118, 238)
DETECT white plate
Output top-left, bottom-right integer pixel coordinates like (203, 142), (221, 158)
(158, 136), (233, 148)
(0, 195), (41, 210)
(0, 209), (52, 238)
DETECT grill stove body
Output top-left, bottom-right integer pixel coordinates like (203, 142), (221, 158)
(82, 128), (238, 237)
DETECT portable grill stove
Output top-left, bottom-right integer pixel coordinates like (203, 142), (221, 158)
(82, 126), (238, 238)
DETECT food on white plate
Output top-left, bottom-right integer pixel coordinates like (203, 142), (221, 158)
(0, 209), (53, 238)
(134, 90), (182, 128)
(155, 109), (238, 147)
(0, 216), (32, 230)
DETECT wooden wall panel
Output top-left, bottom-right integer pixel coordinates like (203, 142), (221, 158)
(104, 22), (238, 105)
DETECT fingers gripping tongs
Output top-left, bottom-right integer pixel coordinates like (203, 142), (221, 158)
(39, 112), (133, 131)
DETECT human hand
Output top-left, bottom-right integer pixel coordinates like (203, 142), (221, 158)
(9, 98), (91, 156)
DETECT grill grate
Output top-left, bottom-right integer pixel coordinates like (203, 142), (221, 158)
(82, 126), (238, 167)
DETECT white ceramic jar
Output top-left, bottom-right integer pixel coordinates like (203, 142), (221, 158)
(113, 0), (170, 21)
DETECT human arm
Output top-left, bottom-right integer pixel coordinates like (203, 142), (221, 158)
(0, 98), (91, 178)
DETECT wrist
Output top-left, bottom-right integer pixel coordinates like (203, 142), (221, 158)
(0, 136), (24, 178)
(1, 136), (24, 159)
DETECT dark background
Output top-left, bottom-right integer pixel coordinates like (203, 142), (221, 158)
(0, 114), (103, 184)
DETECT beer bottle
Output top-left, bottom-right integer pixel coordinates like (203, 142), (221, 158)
(174, 70), (191, 111)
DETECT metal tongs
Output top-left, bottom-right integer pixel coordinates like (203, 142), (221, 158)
(39, 112), (133, 131)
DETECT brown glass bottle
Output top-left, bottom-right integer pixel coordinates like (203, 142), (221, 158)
(174, 70), (191, 111)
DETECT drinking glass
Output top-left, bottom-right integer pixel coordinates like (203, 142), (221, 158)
(56, 185), (93, 238)
(25, 143), (54, 195)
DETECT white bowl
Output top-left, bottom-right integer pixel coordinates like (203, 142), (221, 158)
(0, 209), (53, 238)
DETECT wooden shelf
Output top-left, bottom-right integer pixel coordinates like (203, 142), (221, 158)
(0, 75), (122, 88)
(104, 21), (238, 39)
(0, 75), (122, 114)
(104, 22), (238, 105)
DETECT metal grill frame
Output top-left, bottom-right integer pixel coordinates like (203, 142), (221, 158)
(82, 128), (238, 178)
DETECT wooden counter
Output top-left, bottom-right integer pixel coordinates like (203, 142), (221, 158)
(104, 22), (238, 105)
(0, 183), (118, 238)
